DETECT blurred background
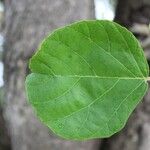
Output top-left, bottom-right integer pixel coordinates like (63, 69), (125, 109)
(0, 0), (150, 150)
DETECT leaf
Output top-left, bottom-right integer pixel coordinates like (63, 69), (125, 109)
(25, 20), (149, 140)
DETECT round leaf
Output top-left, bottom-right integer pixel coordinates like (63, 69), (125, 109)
(25, 20), (149, 140)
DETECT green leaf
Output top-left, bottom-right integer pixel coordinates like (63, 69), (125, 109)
(25, 20), (149, 140)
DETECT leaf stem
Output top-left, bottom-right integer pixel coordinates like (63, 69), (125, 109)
(147, 77), (150, 81)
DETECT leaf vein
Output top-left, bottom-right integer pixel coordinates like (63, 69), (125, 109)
(68, 25), (137, 78)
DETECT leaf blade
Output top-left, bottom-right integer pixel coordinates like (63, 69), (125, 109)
(26, 20), (149, 140)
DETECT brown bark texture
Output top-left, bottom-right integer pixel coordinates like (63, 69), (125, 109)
(100, 0), (150, 150)
(2, 0), (101, 150)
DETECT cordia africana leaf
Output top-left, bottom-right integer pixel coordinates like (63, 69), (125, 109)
(25, 20), (149, 140)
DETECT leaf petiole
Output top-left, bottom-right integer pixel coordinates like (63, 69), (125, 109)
(147, 77), (150, 81)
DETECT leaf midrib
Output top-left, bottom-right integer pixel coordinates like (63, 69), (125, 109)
(30, 72), (147, 80)
(52, 75), (146, 80)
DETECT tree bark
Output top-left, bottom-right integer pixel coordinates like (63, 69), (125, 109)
(0, 107), (11, 150)
(2, 0), (100, 150)
(114, 0), (150, 26)
(100, 0), (150, 150)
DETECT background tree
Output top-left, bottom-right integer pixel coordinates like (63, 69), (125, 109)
(2, 0), (101, 150)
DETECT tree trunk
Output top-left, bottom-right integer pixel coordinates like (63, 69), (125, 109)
(100, 0), (150, 150)
(0, 107), (11, 150)
(2, 0), (101, 150)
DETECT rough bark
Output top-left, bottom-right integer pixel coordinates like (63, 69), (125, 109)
(0, 107), (11, 150)
(2, 0), (101, 150)
(100, 0), (150, 150)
